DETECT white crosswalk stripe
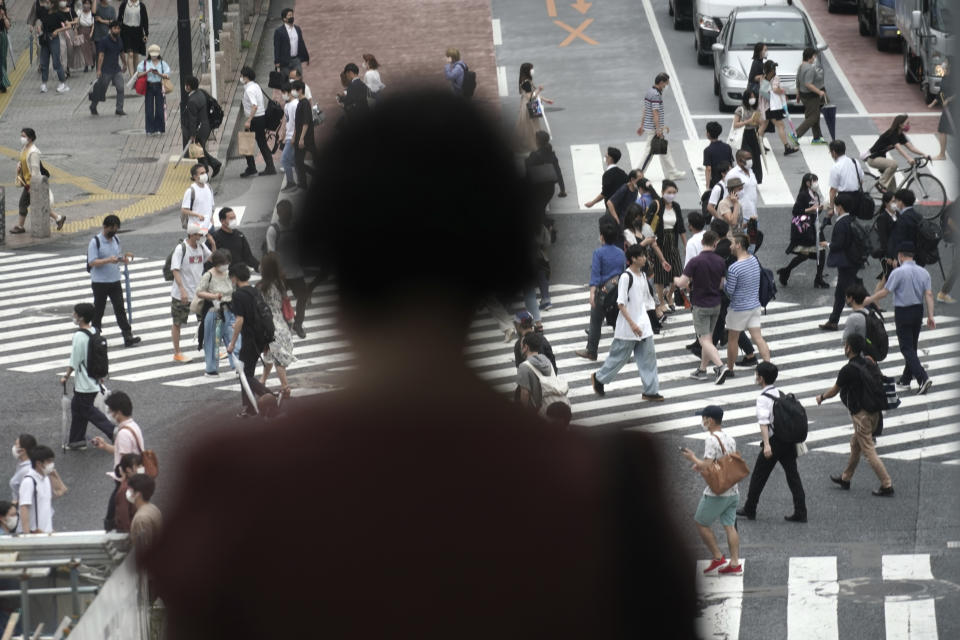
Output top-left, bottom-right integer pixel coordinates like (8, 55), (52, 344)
(697, 553), (945, 639)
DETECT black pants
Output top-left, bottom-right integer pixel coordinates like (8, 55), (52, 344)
(743, 436), (807, 517)
(286, 277), (318, 330)
(895, 304), (927, 385)
(294, 146), (311, 188)
(244, 116), (275, 171)
(240, 347), (271, 412)
(781, 251), (825, 282)
(103, 479), (120, 530)
(196, 129), (221, 172)
(91, 280), (133, 338)
(68, 391), (115, 443)
(584, 299), (607, 357)
(828, 267), (861, 324)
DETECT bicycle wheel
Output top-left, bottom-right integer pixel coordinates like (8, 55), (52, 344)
(907, 173), (948, 220)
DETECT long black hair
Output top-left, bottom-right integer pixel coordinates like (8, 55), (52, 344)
(518, 63), (533, 92)
(796, 173), (817, 199)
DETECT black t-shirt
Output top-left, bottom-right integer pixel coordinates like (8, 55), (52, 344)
(703, 141), (734, 188)
(520, 79), (533, 94)
(748, 59), (765, 86)
(608, 183), (637, 226)
(869, 130), (908, 158)
(40, 11), (62, 35)
(230, 285), (259, 359)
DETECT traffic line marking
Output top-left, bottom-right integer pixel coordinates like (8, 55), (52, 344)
(697, 559), (744, 640)
(497, 66), (508, 98)
(789, 557), (839, 640)
(545, 0), (558, 18)
(570, 144), (604, 209)
(640, 0), (697, 141)
(883, 555), (939, 640)
(492, 18), (502, 46)
(554, 19), (597, 46)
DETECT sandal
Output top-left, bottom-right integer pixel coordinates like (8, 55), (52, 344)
(281, 387), (292, 399)
(9, 226), (25, 234)
(56, 215), (66, 231)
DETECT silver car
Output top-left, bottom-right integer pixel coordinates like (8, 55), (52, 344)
(711, 5), (827, 112)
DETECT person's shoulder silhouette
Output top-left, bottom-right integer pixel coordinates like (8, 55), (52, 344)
(144, 89), (698, 640)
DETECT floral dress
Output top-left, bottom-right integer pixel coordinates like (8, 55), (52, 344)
(261, 283), (296, 367)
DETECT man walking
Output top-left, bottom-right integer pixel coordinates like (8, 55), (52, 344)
(827, 140), (864, 211)
(703, 121), (733, 189)
(210, 208), (258, 270)
(170, 223), (212, 362)
(737, 362), (808, 523)
(292, 79), (315, 190)
(89, 20), (125, 116)
(576, 220), (625, 362)
(819, 193), (863, 331)
(605, 168), (642, 229)
(680, 405), (742, 575)
(281, 82), (300, 191)
(589, 244), (663, 402)
(724, 233), (771, 376)
(865, 241), (936, 395)
(226, 263), (277, 417)
(684, 211), (705, 266)
(87, 215), (141, 347)
(182, 76), (221, 177)
(128, 474), (162, 550)
(273, 8), (309, 77)
(674, 230), (729, 383)
(180, 164), (216, 237)
(816, 334), (894, 496)
(60, 303), (115, 450)
(18, 446), (57, 534)
(239, 66), (276, 178)
(338, 63), (369, 122)
(794, 47), (828, 145)
(583, 147), (628, 209)
(636, 72), (686, 180)
(91, 390), (146, 529)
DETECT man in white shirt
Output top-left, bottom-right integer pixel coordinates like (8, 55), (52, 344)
(240, 66), (277, 178)
(19, 446), (56, 534)
(170, 223), (212, 362)
(705, 162), (730, 220)
(827, 139), (865, 212)
(9, 433), (37, 503)
(589, 244), (663, 402)
(181, 164), (217, 243)
(725, 150), (758, 222)
(281, 86), (300, 192)
(684, 211), (705, 267)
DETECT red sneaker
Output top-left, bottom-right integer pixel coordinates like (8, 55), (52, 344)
(703, 556), (727, 573)
(718, 563), (742, 575)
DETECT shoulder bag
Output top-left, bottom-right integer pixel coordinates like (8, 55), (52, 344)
(698, 433), (750, 495)
(118, 425), (159, 478)
(650, 134), (668, 155)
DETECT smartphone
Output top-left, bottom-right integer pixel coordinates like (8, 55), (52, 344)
(678, 446), (686, 453)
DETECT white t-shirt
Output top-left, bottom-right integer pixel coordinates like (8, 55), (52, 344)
(624, 223), (655, 247)
(614, 269), (655, 342)
(662, 206), (677, 228)
(726, 166), (758, 220)
(756, 385), (778, 434)
(708, 181), (726, 209)
(829, 156), (864, 193)
(112, 419), (144, 471)
(169, 241), (212, 299)
(702, 430), (739, 497)
(181, 184), (215, 230)
(685, 230), (704, 267)
(19, 469), (53, 533)
(285, 23), (298, 57)
(284, 99), (299, 141)
(768, 76), (786, 111)
(242, 81), (266, 118)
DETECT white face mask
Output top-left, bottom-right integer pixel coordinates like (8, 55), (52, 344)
(19, 136), (27, 147)
(43, 462), (55, 475)
(136, 466), (146, 475)
(529, 69), (535, 78)
(198, 173), (209, 184)
(215, 264), (228, 274)
(125, 488), (136, 503)
(745, 159), (753, 169)
(11, 445), (20, 460)
(106, 412), (118, 425)
(3, 515), (17, 529)
(290, 90), (299, 99)
(701, 420), (710, 432)
(810, 181), (819, 191)
(226, 218), (238, 229)
(59, 1), (67, 7)
(748, 98), (756, 106)
(663, 193), (676, 203)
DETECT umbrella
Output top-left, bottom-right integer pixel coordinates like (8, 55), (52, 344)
(822, 104), (837, 141)
(123, 262), (133, 327)
(230, 352), (259, 414)
(783, 106), (798, 140)
(60, 381), (70, 450)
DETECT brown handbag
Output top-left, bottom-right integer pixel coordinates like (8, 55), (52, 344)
(118, 425), (159, 478)
(699, 433), (749, 495)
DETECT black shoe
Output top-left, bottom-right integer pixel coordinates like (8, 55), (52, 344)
(830, 474), (850, 490)
(777, 268), (789, 286)
(89, 102), (98, 115)
(576, 349), (597, 361)
(736, 508), (756, 520)
(56, 215), (66, 230)
(591, 372), (605, 396)
(65, 441), (88, 451)
(240, 168), (258, 178)
(814, 279), (830, 289)
(784, 513), (807, 522)
(259, 167), (278, 176)
(642, 393), (665, 402)
(211, 164), (222, 178)
(123, 336), (142, 347)
(872, 486), (895, 497)
(735, 356), (758, 367)
(115, 110), (126, 116)
(917, 379), (932, 395)
(784, 147), (799, 156)
(293, 325), (306, 339)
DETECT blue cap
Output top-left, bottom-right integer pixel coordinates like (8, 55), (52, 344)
(514, 310), (534, 327)
(696, 405), (724, 423)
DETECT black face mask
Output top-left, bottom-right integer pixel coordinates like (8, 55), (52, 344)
(105, 230), (116, 238)
(286, 17), (294, 24)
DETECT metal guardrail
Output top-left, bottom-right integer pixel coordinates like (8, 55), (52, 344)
(0, 557), (97, 639)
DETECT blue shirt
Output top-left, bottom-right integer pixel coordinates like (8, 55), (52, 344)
(139, 58), (170, 83)
(590, 244), (626, 287)
(88, 233), (122, 283)
(97, 34), (124, 75)
(725, 256), (761, 311)
(884, 260), (931, 307)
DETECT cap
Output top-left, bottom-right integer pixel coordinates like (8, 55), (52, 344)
(696, 405), (724, 423)
(514, 310), (534, 328)
(726, 177), (743, 190)
(897, 240), (916, 253)
(186, 222), (207, 236)
(147, 43), (161, 56)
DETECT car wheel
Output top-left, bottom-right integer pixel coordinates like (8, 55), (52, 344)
(673, 4), (683, 30)
(718, 92), (733, 113)
(827, 0), (835, 14)
(904, 47), (918, 84)
(713, 73), (720, 96)
(858, 5), (871, 36)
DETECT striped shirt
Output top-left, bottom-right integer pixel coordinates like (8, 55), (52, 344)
(642, 86), (664, 131)
(725, 256), (761, 311)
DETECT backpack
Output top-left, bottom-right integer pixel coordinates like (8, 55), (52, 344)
(86, 234), (118, 273)
(261, 89), (284, 130)
(846, 218), (872, 267)
(260, 222), (280, 255)
(80, 328), (109, 380)
(602, 271), (633, 328)
(849, 358), (886, 414)
(914, 218), (942, 267)
(457, 62), (477, 98)
(701, 182), (725, 218)
(162, 241), (186, 282)
(755, 257), (776, 310)
(521, 360), (571, 419)
(856, 307), (889, 361)
(237, 286), (276, 351)
(202, 90), (224, 129)
(762, 390), (808, 444)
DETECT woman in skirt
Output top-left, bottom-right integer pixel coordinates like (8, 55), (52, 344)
(118, 0), (148, 77)
(513, 62), (553, 153)
(650, 179), (686, 316)
(257, 253), (296, 398)
(72, 0), (97, 72)
(777, 173), (828, 288)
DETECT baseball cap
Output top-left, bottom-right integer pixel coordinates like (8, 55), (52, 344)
(186, 222), (207, 236)
(514, 310), (534, 328)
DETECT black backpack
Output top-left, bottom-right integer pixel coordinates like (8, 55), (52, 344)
(762, 390), (808, 443)
(602, 271), (632, 328)
(202, 90), (225, 129)
(849, 358), (886, 413)
(261, 89), (284, 130)
(857, 307), (889, 361)
(755, 256), (776, 310)
(237, 286), (275, 351)
(81, 328), (109, 380)
(845, 217), (872, 267)
(162, 241), (186, 282)
(914, 218), (942, 267)
(458, 62), (477, 98)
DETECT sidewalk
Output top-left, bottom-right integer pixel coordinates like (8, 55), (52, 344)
(0, 0), (266, 248)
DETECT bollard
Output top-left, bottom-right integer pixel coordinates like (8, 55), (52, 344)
(29, 176), (51, 239)
(0, 186), (6, 243)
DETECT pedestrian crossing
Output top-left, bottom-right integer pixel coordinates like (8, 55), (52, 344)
(696, 553), (951, 639)
(561, 133), (957, 213)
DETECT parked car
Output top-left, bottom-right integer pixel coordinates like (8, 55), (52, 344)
(857, 0), (899, 50)
(898, 0), (952, 103)
(669, 0), (694, 30)
(827, 0), (858, 13)
(712, 5), (827, 112)
(693, 0), (791, 66)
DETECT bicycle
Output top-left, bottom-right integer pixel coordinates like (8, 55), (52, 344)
(861, 156), (948, 220)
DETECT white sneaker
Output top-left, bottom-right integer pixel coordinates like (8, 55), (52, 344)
(667, 171), (687, 180)
(40, 83), (47, 93)
(56, 83), (69, 93)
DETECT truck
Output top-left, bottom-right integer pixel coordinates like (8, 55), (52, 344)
(897, 0), (952, 102)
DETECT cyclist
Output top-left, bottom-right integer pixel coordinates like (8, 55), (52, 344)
(866, 115), (931, 193)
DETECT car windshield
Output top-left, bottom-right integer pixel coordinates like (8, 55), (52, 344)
(929, 0), (950, 33)
(729, 18), (810, 50)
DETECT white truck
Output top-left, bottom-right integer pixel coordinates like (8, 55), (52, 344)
(897, 0), (951, 102)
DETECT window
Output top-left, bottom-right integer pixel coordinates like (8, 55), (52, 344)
(729, 18), (811, 50)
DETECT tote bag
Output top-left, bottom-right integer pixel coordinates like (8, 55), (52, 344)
(698, 434), (750, 495)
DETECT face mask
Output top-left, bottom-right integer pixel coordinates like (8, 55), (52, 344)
(19, 136), (27, 147)
(748, 98), (756, 106)
(136, 466), (146, 475)
(902, 124), (911, 132)
(701, 420), (710, 432)
(125, 488), (136, 504)
(198, 173), (209, 184)
(227, 218), (238, 229)
(745, 159), (753, 169)
(11, 445), (19, 460)
(215, 265), (228, 274)
(290, 90), (298, 98)
(72, 316), (79, 326)
(663, 193), (676, 203)
(286, 17), (294, 24)
(3, 515), (17, 529)
(59, 1), (67, 7)
(529, 69), (534, 78)
(44, 462), (55, 475)
(811, 181), (819, 191)
(282, 93), (290, 102)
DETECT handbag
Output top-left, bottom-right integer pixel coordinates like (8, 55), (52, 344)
(134, 74), (148, 96)
(162, 77), (175, 94)
(650, 134), (668, 155)
(268, 70), (285, 89)
(237, 131), (256, 156)
(527, 162), (558, 184)
(526, 97), (543, 119)
(698, 434), (750, 495)
(282, 296), (295, 323)
(119, 425), (159, 478)
(187, 142), (205, 159)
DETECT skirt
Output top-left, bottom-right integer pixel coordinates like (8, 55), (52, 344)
(654, 229), (683, 287)
(121, 25), (146, 55)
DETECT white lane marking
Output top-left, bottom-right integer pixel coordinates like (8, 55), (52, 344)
(755, 147), (796, 207)
(570, 144), (605, 209)
(883, 441), (960, 461)
(792, 0), (867, 116)
(689, 113), (941, 119)
(788, 557), (839, 640)
(798, 143), (836, 187)
(883, 554), (938, 640)
(626, 141), (664, 183)
(492, 18), (502, 46)
(640, 0), (697, 141)
(696, 559), (744, 640)
(497, 66), (508, 97)
(682, 139), (709, 197)
(815, 424), (960, 454)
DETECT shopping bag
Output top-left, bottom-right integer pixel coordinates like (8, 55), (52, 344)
(237, 131), (256, 156)
(134, 75), (148, 95)
(162, 77), (175, 94)
(187, 142), (205, 159)
(281, 296), (295, 323)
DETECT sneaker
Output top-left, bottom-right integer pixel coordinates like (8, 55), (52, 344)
(872, 486), (895, 497)
(788, 133), (799, 145)
(575, 349), (597, 361)
(259, 168), (278, 176)
(937, 292), (956, 303)
(703, 556), (727, 573)
(173, 353), (191, 362)
(811, 138), (828, 145)
(56, 83), (69, 93)
(123, 336), (141, 347)
(689, 368), (709, 381)
(538, 300), (552, 311)
(240, 168), (258, 178)
(89, 102), (98, 115)
(718, 563), (742, 575)
(591, 372), (605, 396)
(784, 513), (807, 523)
(642, 393), (665, 402)
(115, 110), (126, 116)
(667, 171), (687, 180)
(204, 371), (219, 378)
(818, 322), (839, 331)
(293, 325), (306, 339)
(714, 364), (730, 385)
(917, 379), (932, 395)
(736, 508), (756, 520)
(735, 356), (758, 367)
(40, 83), (48, 93)
(64, 441), (88, 451)
(895, 378), (912, 389)
(784, 146), (799, 156)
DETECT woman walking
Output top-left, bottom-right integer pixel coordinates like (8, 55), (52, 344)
(117, 0), (147, 77)
(72, 0), (96, 72)
(650, 179), (686, 315)
(734, 89), (764, 184)
(11, 128), (66, 234)
(194, 250), (236, 377)
(361, 53), (384, 100)
(136, 43), (169, 135)
(0, 4), (10, 93)
(54, 1), (77, 77)
(257, 253), (296, 398)
(866, 115), (931, 193)
(777, 173), (828, 288)
(513, 63), (553, 153)
(761, 60), (799, 156)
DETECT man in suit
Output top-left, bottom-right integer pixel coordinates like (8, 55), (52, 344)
(181, 75), (221, 178)
(583, 146), (628, 209)
(273, 8), (309, 77)
(292, 79), (315, 190)
(338, 63), (369, 122)
(819, 193), (862, 330)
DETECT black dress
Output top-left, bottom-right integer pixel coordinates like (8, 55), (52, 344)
(118, 1), (147, 56)
(651, 199), (685, 287)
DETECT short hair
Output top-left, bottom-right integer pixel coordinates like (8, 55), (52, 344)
(210, 248), (232, 266)
(845, 282), (868, 304)
(881, 190), (896, 205)
(687, 211), (705, 231)
(735, 149), (751, 163)
(701, 230), (719, 247)
(845, 333), (866, 356)
(29, 445), (55, 466)
(17, 434), (37, 453)
(731, 233), (749, 252)
(756, 361), (778, 385)
(544, 402), (572, 425)
(803, 47), (817, 61)
(835, 192), (855, 213)
(627, 169), (642, 181)
(706, 121), (722, 139)
(218, 207), (234, 221)
(103, 214), (121, 228)
(829, 140), (846, 156)
(625, 243), (647, 264)
(607, 147), (622, 164)
(184, 76), (199, 91)
(276, 199), (294, 218)
(128, 474), (156, 502)
(190, 163), (206, 178)
(229, 262), (251, 282)
(109, 20), (120, 29)
(119, 452), (142, 471)
(716, 162), (731, 175)
(21, 128), (36, 141)
(895, 189), (916, 207)
(654, 72), (670, 85)
(343, 63), (360, 75)
(291, 80), (305, 92)
(240, 66), (255, 81)
(600, 219), (619, 244)
(535, 130), (551, 149)
(0, 500), (14, 518)
(522, 332), (544, 353)
(445, 47), (460, 62)
(104, 390), (133, 417)
(899, 246), (915, 258)
(710, 218), (729, 237)
(74, 302), (95, 323)
(280, 7), (293, 19)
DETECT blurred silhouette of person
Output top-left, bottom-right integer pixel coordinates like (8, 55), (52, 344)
(144, 88), (698, 640)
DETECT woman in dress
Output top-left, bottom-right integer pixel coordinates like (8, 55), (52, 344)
(650, 179), (686, 315)
(777, 173), (828, 288)
(361, 53), (384, 100)
(733, 89), (764, 184)
(117, 0), (147, 77)
(136, 43), (169, 135)
(0, 4), (10, 93)
(257, 253), (296, 397)
(194, 249), (237, 377)
(72, 0), (96, 72)
(513, 62), (553, 153)
(761, 60), (799, 156)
